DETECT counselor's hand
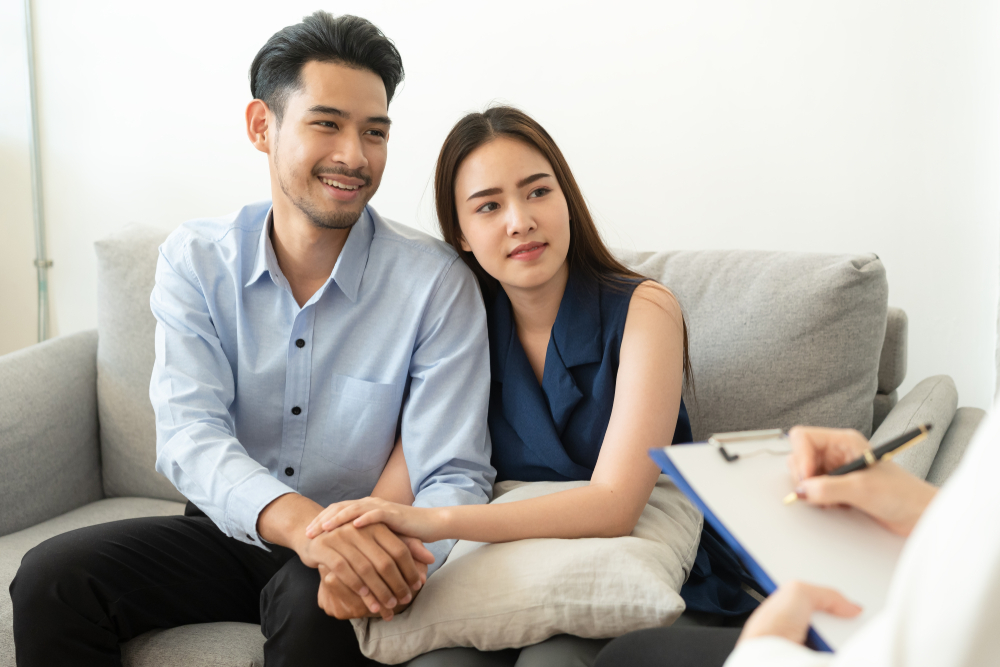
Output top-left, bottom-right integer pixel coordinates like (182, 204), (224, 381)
(738, 581), (862, 646)
(306, 497), (445, 543)
(299, 522), (433, 620)
(787, 426), (938, 537)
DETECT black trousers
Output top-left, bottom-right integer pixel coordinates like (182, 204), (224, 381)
(9, 503), (374, 667)
(593, 627), (740, 667)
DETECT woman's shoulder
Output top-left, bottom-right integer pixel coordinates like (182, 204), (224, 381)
(622, 280), (684, 338)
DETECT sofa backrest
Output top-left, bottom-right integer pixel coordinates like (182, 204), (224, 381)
(94, 224), (891, 499)
(616, 249), (888, 442)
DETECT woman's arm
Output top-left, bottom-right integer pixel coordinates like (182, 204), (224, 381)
(308, 282), (685, 544)
(371, 436), (416, 505)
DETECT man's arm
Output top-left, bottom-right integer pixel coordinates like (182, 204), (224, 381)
(399, 258), (496, 574)
(149, 234), (427, 617)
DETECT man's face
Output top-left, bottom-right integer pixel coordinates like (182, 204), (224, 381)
(270, 60), (390, 230)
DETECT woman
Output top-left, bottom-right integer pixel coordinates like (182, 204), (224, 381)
(594, 418), (1000, 667)
(308, 106), (757, 663)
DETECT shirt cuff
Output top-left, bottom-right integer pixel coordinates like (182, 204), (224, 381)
(423, 538), (457, 577)
(225, 472), (295, 550)
(724, 637), (833, 667)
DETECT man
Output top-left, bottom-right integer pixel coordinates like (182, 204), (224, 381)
(10, 11), (494, 666)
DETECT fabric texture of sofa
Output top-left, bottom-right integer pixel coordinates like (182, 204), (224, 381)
(0, 223), (987, 666)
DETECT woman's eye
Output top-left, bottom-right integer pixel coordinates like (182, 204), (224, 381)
(476, 202), (500, 213)
(528, 187), (551, 199)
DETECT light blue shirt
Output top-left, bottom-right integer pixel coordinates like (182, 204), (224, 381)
(149, 201), (495, 572)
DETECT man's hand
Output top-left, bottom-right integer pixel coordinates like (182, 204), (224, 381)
(787, 426), (938, 536)
(738, 581), (862, 646)
(316, 541), (429, 621)
(300, 523), (433, 619)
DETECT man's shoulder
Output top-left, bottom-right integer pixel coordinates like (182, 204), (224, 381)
(368, 209), (460, 269)
(162, 201), (270, 262)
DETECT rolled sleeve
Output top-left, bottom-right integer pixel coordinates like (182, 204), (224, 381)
(150, 236), (292, 548)
(401, 258), (496, 574)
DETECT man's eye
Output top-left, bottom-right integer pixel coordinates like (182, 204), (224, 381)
(476, 202), (500, 213)
(317, 121), (338, 129)
(528, 187), (551, 199)
(366, 129), (386, 138)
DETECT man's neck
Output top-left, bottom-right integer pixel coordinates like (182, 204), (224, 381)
(270, 203), (354, 308)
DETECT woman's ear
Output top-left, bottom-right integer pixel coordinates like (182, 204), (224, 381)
(459, 233), (472, 253)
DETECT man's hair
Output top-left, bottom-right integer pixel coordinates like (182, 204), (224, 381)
(250, 11), (404, 124)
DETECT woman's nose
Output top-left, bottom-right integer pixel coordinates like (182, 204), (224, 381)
(506, 204), (536, 236)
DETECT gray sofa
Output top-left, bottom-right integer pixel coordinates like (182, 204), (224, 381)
(0, 224), (987, 666)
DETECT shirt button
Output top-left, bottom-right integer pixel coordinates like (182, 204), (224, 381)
(291, 406), (301, 415)
(285, 467), (295, 476)
(295, 339), (305, 348)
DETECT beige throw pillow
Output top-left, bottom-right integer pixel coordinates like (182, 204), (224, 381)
(351, 475), (703, 664)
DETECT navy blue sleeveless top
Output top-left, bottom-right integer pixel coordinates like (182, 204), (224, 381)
(487, 270), (758, 616)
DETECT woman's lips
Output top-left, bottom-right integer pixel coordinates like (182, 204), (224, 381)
(508, 242), (547, 261)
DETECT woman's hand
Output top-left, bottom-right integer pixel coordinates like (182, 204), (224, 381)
(787, 426), (938, 536)
(738, 581), (861, 646)
(306, 497), (446, 543)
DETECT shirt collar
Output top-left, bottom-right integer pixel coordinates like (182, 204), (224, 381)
(243, 206), (375, 303)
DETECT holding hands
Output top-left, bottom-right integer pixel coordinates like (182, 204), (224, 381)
(307, 498), (444, 544)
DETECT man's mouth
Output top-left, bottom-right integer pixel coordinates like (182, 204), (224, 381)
(319, 177), (362, 191)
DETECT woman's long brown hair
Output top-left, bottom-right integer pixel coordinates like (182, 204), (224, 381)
(434, 105), (693, 388)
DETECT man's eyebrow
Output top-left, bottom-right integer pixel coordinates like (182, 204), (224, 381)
(308, 105), (348, 117)
(467, 187), (502, 201)
(516, 173), (550, 188)
(306, 105), (391, 126)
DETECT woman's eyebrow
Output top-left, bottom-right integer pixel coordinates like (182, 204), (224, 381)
(467, 187), (502, 201)
(516, 173), (550, 188)
(467, 173), (551, 201)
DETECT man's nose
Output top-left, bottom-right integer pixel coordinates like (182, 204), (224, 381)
(330, 133), (368, 171)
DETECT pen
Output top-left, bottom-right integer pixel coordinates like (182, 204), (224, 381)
(782, 424), (932, 505)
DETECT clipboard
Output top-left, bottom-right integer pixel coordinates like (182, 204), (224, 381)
(650, 430), (906, 652)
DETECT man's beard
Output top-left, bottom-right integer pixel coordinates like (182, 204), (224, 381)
(276, 157), (373, 230)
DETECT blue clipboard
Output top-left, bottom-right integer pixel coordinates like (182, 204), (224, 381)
(650, 447), (832, 652)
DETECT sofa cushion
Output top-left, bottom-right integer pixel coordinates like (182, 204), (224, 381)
(871, 375), (957, 480)
(95, 224), (182, 501)
(351, 476), (702, 664)
(616, 250), (888, 440)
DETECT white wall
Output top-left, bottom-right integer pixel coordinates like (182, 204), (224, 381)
(3, 0), (999, 409)
(0, 0), (39, 356)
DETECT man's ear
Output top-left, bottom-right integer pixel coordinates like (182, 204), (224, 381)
(246, 99), (271, 154)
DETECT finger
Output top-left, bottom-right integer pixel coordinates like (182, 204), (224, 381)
(799, 474), (863, 508)
(351, 510), (387, 530)
(789, 427), (867, 479)
(324, 568), (382, 616)
(325, 571), (379, 619)
(322, 506), (368, 532)
(356, 528), (414, 604)
(307, 508), (340, 538)
(329, 538), (401, 610)
(402, 535), (436, 566)
(803, 584), (863, 618)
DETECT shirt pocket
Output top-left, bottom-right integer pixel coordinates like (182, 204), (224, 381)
(317, 374), (403, 472)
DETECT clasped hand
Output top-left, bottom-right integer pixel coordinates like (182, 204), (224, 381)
(301, 522), (434, 621)
(306, 497), (441, 543)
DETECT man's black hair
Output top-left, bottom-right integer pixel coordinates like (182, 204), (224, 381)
(250, 11), (404, 124)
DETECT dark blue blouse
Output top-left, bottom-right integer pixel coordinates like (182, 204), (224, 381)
(487, 270), (757, 617)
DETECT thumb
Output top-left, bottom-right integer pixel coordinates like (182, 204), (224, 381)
(799, 474), (860, 507)
(403, 536), (436, 565)
(806, 585), (863, 618)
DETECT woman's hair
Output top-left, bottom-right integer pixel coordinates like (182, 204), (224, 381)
(433, 105), (692, 388)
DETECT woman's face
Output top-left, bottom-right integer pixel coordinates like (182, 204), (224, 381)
(454, 137), (571, 293)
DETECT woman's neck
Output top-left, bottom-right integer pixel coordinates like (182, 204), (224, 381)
(504, 263), (570, 345)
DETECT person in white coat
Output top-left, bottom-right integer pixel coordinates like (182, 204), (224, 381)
(596, 406), (1000, 667)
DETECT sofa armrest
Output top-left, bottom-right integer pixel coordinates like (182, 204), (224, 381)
(0, 330), (104, 537)
(870, 375), (957, 480)
(926, 407), (987, 486)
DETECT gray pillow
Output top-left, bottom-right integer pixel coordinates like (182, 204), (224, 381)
(871, 375), (957, 479)
(616, 250), (888, 440)
(95, 223), (182, 501)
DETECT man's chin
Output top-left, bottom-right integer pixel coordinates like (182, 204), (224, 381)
(301, 201), (369, 231)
